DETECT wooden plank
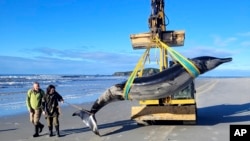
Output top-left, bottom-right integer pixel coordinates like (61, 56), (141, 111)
(169, 99), (196, 105)
(131, 105), (196, 121)
(139, 100), (159, 105)
(133, 113), (196, 121)
(130, 30), (185, 49)
(130, 32), (156, 49)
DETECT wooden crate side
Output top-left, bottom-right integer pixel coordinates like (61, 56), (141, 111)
(131, 105), (196, 121)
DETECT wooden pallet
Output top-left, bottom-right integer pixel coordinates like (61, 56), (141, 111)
(131, 104), (197, 125)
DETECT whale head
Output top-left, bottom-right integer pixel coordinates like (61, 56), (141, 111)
(192, 56), (232, 74)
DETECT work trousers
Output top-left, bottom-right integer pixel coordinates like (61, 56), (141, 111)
(46, 116), (59, 127)
(29, 109), (42, 125)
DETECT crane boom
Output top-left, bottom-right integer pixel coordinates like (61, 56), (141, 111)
(149, 0), (166, 35)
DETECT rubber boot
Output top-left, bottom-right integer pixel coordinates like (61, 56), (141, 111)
(33, 125), (39, 137)
(48, 126), (53, 137)
(38, 122), (44, 133)
(55, 125), (60, 137)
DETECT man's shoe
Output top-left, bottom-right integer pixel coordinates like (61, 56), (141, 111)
(33, 133), (39, 137)
(55, 125), (61, 137)
(38, 123), (44, 133)
(48, 126), (53, 137)
(33, 125), (39, 137)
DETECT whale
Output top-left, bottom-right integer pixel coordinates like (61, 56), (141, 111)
(72, 56), (232, 135)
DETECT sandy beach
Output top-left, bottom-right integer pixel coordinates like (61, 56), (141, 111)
(1, 78), (250, 141)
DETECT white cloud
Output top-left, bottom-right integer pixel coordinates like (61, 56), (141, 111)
(237, 32), (250, 37)
(26, 47), (142, 64)
(175, 46), (234, 58)
(213, 36), (237, 47)
(0, 49), (143, 74)
(240, 41), (250, 47)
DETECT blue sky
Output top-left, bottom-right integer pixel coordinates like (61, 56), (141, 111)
(0, 0), (250, 76)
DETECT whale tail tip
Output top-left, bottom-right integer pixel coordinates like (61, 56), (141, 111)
(72, 109), (100, 136)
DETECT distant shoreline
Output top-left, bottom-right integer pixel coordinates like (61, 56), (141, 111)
(0, 73), (249, 78)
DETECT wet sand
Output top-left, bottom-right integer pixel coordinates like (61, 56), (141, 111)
(1, 78), (250, 141)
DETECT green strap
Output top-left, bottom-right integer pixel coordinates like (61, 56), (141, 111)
(168, 48), (200, 77)
(155, 37), (200, 78)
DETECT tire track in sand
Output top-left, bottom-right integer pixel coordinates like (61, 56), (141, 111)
(196, 79), (219, 96)
(144, 126), (175, 141)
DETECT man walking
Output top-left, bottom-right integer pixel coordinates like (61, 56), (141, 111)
(26, 82), (45, 137)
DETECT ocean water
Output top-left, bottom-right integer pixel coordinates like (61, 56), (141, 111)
(0, 74), (127, 117)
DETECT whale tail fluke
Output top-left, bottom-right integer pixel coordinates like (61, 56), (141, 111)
(72, 110), (100, 136)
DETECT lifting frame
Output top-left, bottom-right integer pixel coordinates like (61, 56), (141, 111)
(129, 0), (197, 125)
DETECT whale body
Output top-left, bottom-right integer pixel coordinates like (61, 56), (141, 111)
(72, 56), (232, 135)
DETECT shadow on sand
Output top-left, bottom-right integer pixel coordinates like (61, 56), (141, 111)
(0, 128), (17, 132)
(61, 103), (250, 136)
(197, 102), (250, 125)
(61, 119), (138, 136)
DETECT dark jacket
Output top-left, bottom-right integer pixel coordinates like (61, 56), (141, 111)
(43, 92), (63, 117)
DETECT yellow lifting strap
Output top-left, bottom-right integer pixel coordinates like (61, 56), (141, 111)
(123, 48), (150, 100)
(153, 36), (200, 78)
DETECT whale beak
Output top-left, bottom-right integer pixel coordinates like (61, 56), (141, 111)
(219, 57), (232, 63)
(197, 56), (233, 74)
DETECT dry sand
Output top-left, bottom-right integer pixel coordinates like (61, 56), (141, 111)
(1, 78), (250, 141)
